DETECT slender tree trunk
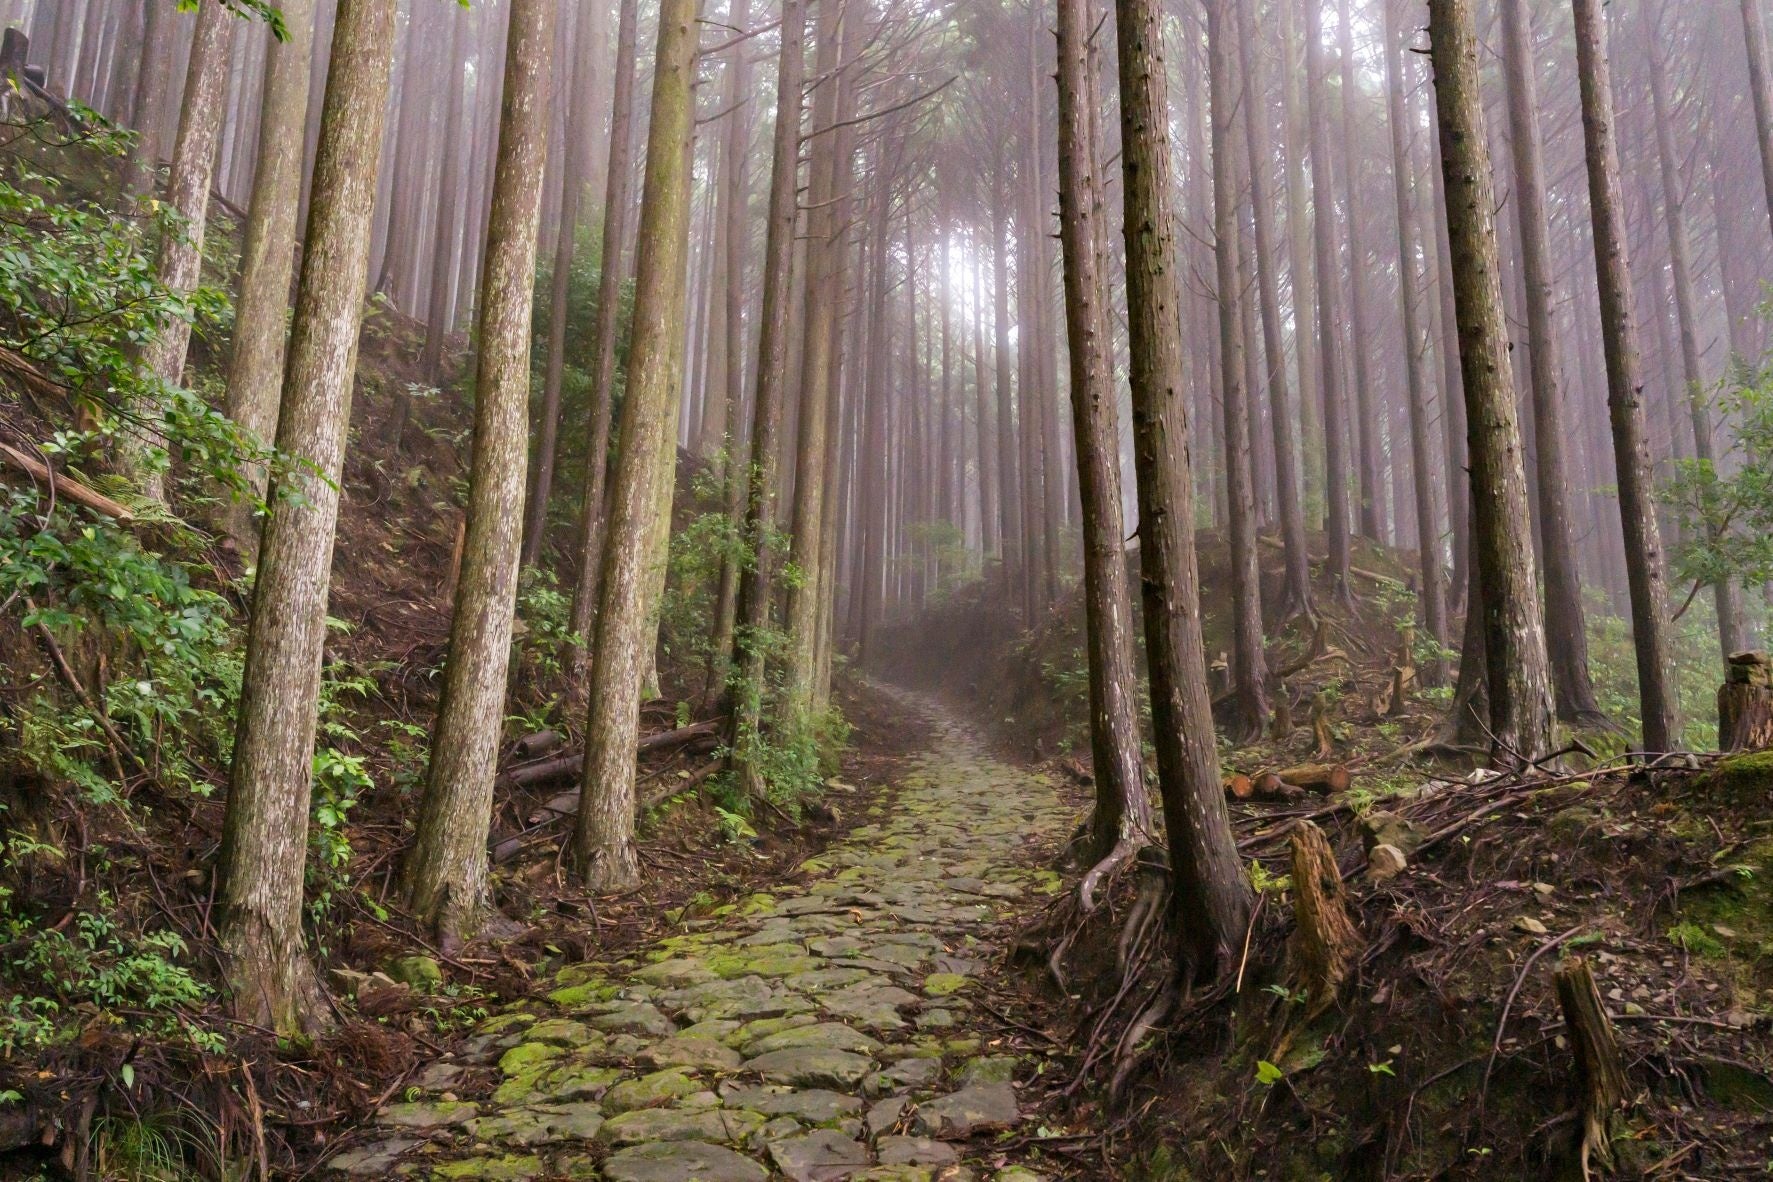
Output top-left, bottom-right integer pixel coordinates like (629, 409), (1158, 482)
(1113, 0), (1253, 981)
(728, 0), (805, 794)
(405, 0), (554, 945)
(1338, 0), (1382, 542)
(1278, 0), (1321, 531)
(992, 152), (1023, 599)
(1055, 0), (1151, 899)
(572, 0), (700, 890)
(125, 0), (232, 501)
(224, 0), (318, 552)
(784, 0), (851, 709)
(565, 0), (641, 688)
(1208, 0), (1268, 741)
(1237, 0), (1309, 621)
(1571, 0), (1681, 753)
(521, 2), (599, 566)
(972, 242), (999, 558)
(1383, 0), (1448, 684)
(1427, 0), (1556, 767)
(420, 14), (470, 384)
(1305, 0), (1352, 600)
(1498, 0), (1605, 724)
(1742, 0), (1773, 238)
(1645, 26), (1747, 661)
(219, 0), (398, 1035)
(1428, 122), (1470, 611)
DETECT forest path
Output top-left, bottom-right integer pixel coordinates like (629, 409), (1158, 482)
(333, 690), (1072, 1181)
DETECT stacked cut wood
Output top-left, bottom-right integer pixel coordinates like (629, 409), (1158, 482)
(1719, 651), (1773, 752)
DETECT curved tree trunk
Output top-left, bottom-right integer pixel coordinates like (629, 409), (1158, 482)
(572, 0), (701, 891)
(1571, 0), (1681, 753)
(1113, 0), (1253, 981)
(1427, 0), (1556, 767)
(405, 0), (555, 946)
(218, 0), (399, 1036)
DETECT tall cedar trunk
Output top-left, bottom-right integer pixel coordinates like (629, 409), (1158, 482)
(126, 0), (232, 502)
(1113, 0), (1253, 980)
(1054, 0), (1152, 900)
(218, 0), (397, 1035)
(1305, 0), (1352, 599)
(1278, 0), (1322, 531)
(224, 0), (317, 551)
(856, 170), (894, 663)
(420, 14), (470, 383)
(1498, 0), (1604, 723)
(565, 0), (641, 689)
(1427, 0), (1556, 767)
(728, 0), (806, 795)
(1571, 0), (1681, 753)
(784, 0), (852, 710)
(1338, 0), (1382, 542)
(1382, 0), (1448, 683)
(405, 0), (554, 945)
(1645, 28), (1747, 662)
(521, 2), (599, 566)
(1428, 122), (1470, 610)
(1236, 0), (1310, 620)
(992, 153), (1023, 598)
(705, 0), (757, 694)
(1743, 0), (1773, 238)
(572, 0), (699, 890)
(1208, 0), (1269, 742)
(123, 0), (173, 196)
(973, 238), (999, 558)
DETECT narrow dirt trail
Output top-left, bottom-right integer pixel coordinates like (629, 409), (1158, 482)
(330, 691), (1073, 1181)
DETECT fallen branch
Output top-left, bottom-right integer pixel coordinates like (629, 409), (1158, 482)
(0, 443), (133, 520)
(499, 719), (723, 788)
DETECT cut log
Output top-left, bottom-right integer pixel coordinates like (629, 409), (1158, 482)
(1719, 651), (1773, 752)
(1288, 820), (1363, 1013)
(1553, 956), (1628, 1176)
(511, 730), (566, 759)
(1226, 771), (1306, 803)
(1274, 762), (1351, 795)
(1223, 773), (1253, 799)
(498, 719), (724, 788)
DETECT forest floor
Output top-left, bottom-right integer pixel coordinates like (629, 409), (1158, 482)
(318, 689), (1077, 1182)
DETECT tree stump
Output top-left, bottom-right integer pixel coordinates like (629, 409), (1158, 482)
(1553, 956), (1628, 1176)
(1288, 821), (1363, 1014)
(1719, 651), (1773, 752)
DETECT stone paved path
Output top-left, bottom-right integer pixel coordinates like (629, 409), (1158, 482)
(329, 694), (1073, 1181)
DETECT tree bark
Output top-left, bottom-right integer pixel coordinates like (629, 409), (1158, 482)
(1571, 0), (1681, 754)
(224, 0), (318, 552)
(1498, 0), (1605, 726)
(1645, 22), (1747, 663)
(1113, 0), (1253, 981)
(1207, 0), (1268, 742)
(219, 0), (398, 1036)
(572, 0), (700, 890)
(1382, 0), (1448, 685)
(521, 0), (599, 567)
(565, 0), (642, 691)
(405, 0), (554, 946)
(126, 0), (232, 502)
(1427, 0), (1556, 766)
(727, 0), (806, 796)
(1338, 0), (1383, 543)
(1055, 0), (1152, 905)
(419, 12), (471, 385)
(1742, 0), (1773, 239)
(1305, 0), (1352, 600)
(1236, 0), (1310, 621)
